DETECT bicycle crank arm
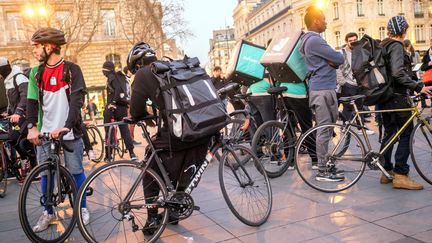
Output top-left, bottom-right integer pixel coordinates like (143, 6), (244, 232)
(377, 163), (393, 179)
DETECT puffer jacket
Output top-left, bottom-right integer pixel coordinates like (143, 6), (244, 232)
(381, 38), (423, 95)
(4, 66), (28, 116)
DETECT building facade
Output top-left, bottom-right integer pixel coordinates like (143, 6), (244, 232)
(207, 28), (236, 73)
(0, 0), (174, 118)
(233, 0), (432, 52)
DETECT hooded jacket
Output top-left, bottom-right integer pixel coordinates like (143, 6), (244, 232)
(381, 38), (423, 94)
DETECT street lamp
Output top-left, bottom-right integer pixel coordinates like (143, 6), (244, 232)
(22, 4), (50, 28)
(314, 0), (329, 10)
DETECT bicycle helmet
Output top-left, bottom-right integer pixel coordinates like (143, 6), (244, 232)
(31, 27), (66, 46)
(127, 42), (156, 74)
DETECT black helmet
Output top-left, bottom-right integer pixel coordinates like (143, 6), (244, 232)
(127, 42), (156, 74)
(31, 27), (66, 46)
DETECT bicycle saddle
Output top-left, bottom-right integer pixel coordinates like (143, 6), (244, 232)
(267, 86), (287, 95)
(339, 95), (366, 103)
(234, 93), (252, 100)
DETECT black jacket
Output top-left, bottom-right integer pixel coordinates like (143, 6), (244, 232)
(106, 71), (130, 106)
(381, 38), (423, 95)
(420, 48), (432, 71)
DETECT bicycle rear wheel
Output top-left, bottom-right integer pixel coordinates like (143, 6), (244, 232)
(219, 145), (272, 226)
(251, 120), (295, 178)
(0, 145), (7, 198)
(75, 161), (168, 243)
(87, 125), (104, 162)
(411, 120), (432, 184)
(18, 163), (77, 243)
(295, 124), (366, 193)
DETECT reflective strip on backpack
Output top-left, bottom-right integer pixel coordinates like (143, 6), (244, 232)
(181, 85), (196, 106)
(203, 80), (217, 99)
(370, 60), (386, 84)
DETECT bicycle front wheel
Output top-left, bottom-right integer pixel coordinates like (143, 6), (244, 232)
(219, 145), (272, 226)
(18, 163), (77, 243)
(411, 120), (432, 184)
(295, 124), (366, 193)
(87, 125), (104, 162)
(251, 120), (295, 178)
(75, 161), (169, 243)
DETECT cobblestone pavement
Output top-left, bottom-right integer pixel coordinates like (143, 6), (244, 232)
(1, 116), (432, 243)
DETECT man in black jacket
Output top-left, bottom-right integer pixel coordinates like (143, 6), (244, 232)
(379, 16), (432, 190)
(102, 61), (136, 161)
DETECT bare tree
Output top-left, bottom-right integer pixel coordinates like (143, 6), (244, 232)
(22, 0), (102, 62)
(118, 0), (191, 55)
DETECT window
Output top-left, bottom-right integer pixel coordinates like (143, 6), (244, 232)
(414, 0), (424, 17)
(101, 9), (116, 36)
(429, 24), (432, 39)
(357, 0), (364, 16)
(397, 0), (403, 14)
(335, 31), (341, 47)
(333, 2), (339, 20)
(7, 12), (25, 41)
(358, 27), (366, 38)
(377, 0), (384, 15)
(379, 26), (386, 40)
(415, 24), (425, 43)
(105, 53), (121, 70)
(55, 11), (70, 28)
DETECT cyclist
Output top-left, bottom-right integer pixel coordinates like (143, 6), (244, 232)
(128, 42), (212, 234)
(26, 27), (89, 232)
(0, 57), (37, 179)
(379, 16), (432, 190)
(102, 61), (137, 161)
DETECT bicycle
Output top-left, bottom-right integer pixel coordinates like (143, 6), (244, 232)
(99, 119), (126, 163)
(74, 116), (272, 243)
(0, 119), (23, 197)
(18, 133), (77, 243)
(251, 86), (300, 178)
(295, 94), (432, 192)
(84, 122), (104, 162)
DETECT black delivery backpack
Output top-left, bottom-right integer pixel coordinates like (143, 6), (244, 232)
(225, 40), (266, 86)
(260, 31), (308, 83)
(151, 56), (228, 142)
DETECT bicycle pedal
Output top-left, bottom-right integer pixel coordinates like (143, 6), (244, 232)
(193, 206), (200, 211)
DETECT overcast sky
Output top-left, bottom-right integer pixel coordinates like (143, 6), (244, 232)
(179, 0), (237, 66)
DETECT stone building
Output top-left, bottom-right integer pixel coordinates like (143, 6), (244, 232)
(233, 0), (432, 52)
(207, 28), (236, 74)
(0, 0), (175, 117)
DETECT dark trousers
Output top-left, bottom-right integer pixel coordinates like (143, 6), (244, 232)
(380, 95), (413, 174)
(9, 119), (37, 168)
(283, 97), (317, 162)
(80, 123), (92, 152)
(103, 105), (134, 152)
(249, 96), (275, 127)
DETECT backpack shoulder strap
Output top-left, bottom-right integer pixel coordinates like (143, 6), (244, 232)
(12, 73), (26, 90)
(62, 61), (73, 84)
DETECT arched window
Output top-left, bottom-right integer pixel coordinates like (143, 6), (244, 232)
(379, 26), (386, 40)
(335, 31), (341, 47)
(105, 53), (121, 71)
(333, 2), (339, 19)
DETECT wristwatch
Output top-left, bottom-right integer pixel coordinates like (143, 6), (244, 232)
(27, 123), (34, 129)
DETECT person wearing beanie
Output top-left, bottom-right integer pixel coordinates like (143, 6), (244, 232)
(0, 57), (37, 179)
(102, 61), (136, 161)
(378, 16), (432, 190)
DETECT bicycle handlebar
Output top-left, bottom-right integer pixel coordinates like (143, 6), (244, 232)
(38, 131), (74, 153)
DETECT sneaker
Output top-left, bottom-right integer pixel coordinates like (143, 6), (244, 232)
(315, 171), (345, 182)
(142, 214), (161, 236)
(287, 165), (295, 170)
(133, 140), (142, 145)
(32, 211), (56, 233)
(130, 153), (138, 161)
(311, 164), (319, 170)
(88, 150), (96, 161)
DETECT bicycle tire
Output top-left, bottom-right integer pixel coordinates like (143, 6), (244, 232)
(410, 120), (432, 185)
(106, 126), (116, 163)
(0, 144), (8, 198)
(251, 120), (295, 178)
(75, 160), (169, 243)
(219, 144), (272, 226)
(87, 125), (104, 162)
(118, 137), (125, 158)
(18, 162), (77, 243)
(295, 124), (366, 193)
